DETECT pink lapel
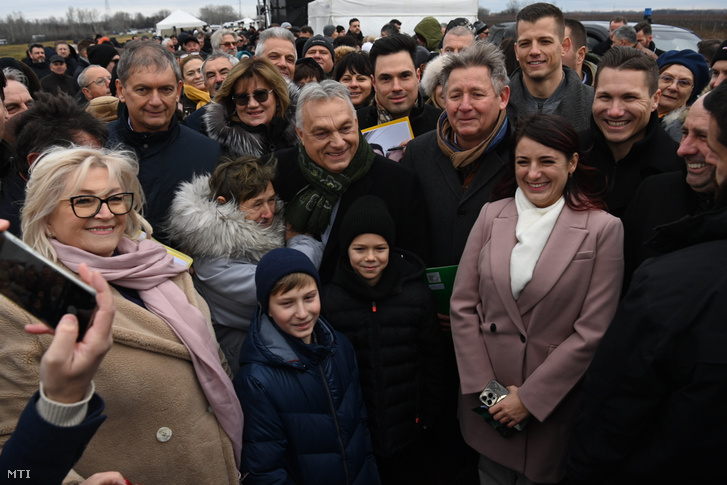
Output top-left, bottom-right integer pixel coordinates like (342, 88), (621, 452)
(489, 201), (527, 335)
(515, 206), (589, 316)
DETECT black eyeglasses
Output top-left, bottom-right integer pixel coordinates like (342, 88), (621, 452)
(233, 89), (274, 106)
(69, 193), (134, 218)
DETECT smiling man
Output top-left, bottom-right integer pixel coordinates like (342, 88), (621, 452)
(357, 34), (442, 137)
(622, 96), (718, 287)
(107, 41), (221, 243)
(508, 2), (593, 134)
(588, 46), (682, 218)
(270, 80), (429, 283)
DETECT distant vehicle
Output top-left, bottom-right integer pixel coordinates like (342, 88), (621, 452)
(0, 39), (7, 45)
(210, 24), (222, 31)
(488, 21), (701, 53)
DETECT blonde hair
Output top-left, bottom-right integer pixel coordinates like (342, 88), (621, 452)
(22, 146), (152, 261)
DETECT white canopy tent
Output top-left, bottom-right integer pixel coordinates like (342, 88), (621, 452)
(307, 0), (477, 39)
(156, 10), (207, 37)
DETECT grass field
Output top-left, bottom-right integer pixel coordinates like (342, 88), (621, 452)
(0, 35), (135, 60)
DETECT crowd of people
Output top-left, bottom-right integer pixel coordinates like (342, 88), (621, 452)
(0, 3), (726, 484)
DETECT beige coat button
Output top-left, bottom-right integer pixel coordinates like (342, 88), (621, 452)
(156, 427), (172, 442)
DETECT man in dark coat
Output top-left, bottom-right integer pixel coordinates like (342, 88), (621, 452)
(270, 80), (429, 284)
(591, 16), (627, 56)
(400, 41), (511, 485)
(40, 55), (79, 96)
(356, 34), (442, 137)
(107, 41), (221, 245)
(508, 3), (593, 134)
(587, 46), (682, 218)
(568, 83), (727, 485)
(401, 41), (510, 268)
(622, 96), (717, 287)
(21, 43), (51, 80)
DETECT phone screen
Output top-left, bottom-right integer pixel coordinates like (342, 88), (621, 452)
(0, 232), (98, 340)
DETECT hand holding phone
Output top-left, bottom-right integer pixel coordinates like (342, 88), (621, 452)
(0, 231), (98, 340)
(25, 263), (115, 404)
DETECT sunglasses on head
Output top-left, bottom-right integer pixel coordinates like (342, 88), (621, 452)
(233, 88), (274, 106)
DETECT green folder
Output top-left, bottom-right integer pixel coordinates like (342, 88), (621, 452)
(424, 265), (459, 315)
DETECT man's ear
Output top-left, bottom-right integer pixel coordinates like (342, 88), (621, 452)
(115, 79), (125, 103)
(576, 46), (587, 65)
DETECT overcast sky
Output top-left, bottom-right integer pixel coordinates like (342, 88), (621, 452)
(1, 0), (724, 24)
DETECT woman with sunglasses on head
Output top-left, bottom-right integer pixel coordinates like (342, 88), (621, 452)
(0, 147), (243, 484)
(204, 57), (299, 158)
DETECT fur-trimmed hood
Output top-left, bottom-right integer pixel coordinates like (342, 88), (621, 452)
(203, 81), (300, 158)
(167, 174), (285, 262)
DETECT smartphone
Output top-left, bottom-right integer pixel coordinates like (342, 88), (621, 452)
(472, 379), (528, 438)
(0, 231), (97, 340)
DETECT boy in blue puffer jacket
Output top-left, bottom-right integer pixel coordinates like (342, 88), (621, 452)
(234, 247), (381, 485)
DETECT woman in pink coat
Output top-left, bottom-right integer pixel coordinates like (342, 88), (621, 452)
(450, 113), (624, 484)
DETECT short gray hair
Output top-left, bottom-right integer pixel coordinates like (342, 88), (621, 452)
(161, 38), (174, 49)
(255, 27), (297, 60)
(295, 80), (353, 130)
(117, 41), (181, 85)
(201, 52), (239, 76)
(211, 29), (238, 51)
(444, 26), (476, 42)
(77, 64), (104, 88)
(440, 42), (509, 96)
(2, 67), (28, 87)
(612, 25), (637, 45)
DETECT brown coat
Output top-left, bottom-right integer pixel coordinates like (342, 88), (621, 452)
(450, 198), (624, 483)
(0, 272), (239, 485)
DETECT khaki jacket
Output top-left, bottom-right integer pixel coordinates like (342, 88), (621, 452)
(0, 272), (239, 485)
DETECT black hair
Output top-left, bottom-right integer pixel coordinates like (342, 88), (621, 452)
(368, 33), (417, 72)
(704, 83), (727, 150)
(564, 18), (587, 50)
(13, 92), (108, 175)
(493, 113), (605, 211)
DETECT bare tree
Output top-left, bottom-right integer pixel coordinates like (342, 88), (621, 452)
(502, 0), (522, 15)
(198, 5), (237, 25)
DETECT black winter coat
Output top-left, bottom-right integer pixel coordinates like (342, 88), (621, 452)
(107, 105), (222, 244)
(270, 147), (430, 283)
(621, 170), (715, 289)
(234, 310), (381, 485)
(356, 93), (442, 137)
(322, 250), (446, 457)
(568, 208), (727, 484)
(585, 111), (682, 218)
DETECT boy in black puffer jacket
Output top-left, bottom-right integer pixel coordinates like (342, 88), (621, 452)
(322, 196), (447, 484)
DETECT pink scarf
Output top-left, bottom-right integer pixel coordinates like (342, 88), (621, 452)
(51, 237), (243, 469)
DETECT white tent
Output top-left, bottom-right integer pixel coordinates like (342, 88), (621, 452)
(156, 10), (206, 37)
(307, 0), (477, 39)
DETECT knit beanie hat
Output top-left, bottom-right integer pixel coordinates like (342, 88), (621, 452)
(87, 44), (118, 68)
(323, 24), (336, 37)
(302, 35), (335, 59)
(712, 40), (727, 67)
(657, 49), (710, 102)
(339, 195), (396, 253)
(256, 248), (321, 314)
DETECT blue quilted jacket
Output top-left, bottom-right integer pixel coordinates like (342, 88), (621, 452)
(234, 310), (380, 485)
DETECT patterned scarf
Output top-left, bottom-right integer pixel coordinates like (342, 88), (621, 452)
(436, 109), (508, 169)
(285, 131), (374, 235)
